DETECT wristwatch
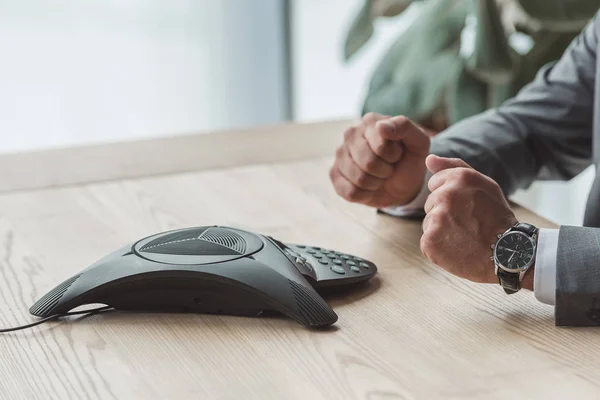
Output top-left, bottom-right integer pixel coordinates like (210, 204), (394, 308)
(491, 222), (538, 294)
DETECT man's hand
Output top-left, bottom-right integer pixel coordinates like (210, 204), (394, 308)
(420, 155), (519, 284)
(329, 113), (430, 208)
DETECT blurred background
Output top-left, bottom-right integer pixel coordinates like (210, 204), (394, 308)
(0, 0), (597, 226)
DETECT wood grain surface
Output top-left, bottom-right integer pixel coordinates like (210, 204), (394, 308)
(0, 156), (598, 400)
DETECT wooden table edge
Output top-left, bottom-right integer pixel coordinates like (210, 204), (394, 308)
(0, 119), (351, 193)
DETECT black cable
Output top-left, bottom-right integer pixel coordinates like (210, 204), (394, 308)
(0, 305), (114, 333)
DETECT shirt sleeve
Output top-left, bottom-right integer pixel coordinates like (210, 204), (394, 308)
(378, 171), (432, 217)
(533, 228), (559, 305)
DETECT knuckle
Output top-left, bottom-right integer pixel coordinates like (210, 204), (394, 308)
(440, 187), (460, 206)
(420, 233), (435, 258)
(328, 166), (336, 182)
(362, 112), (378, 123)
(343, 127), (356, 142)
(355, 171), (372, 187)
(372, 139), (388, 155)
(395, 115), (409, 124)
(433, 205), (451, 221)
(363, 153), (381, 172)
(454, 168), (476, 185)
(427, 223), (444, 239)
(393, 115), (410, 129)
(344, 185), (361, 201)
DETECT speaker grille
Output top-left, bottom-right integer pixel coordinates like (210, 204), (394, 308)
(30, 274), (81, 317)
(289, 280), (338, 327)
(140, 228), (207, 252)
(201, 229), (247, 254)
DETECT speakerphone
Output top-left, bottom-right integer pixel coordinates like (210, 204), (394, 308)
(25, 226), (377, 329)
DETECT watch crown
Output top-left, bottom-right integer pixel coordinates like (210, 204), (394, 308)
(490, 256), (494, 260)
(491, 244), (495, 249)
(497, 234), (503, 238)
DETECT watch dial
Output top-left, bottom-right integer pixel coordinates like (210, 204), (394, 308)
(495, 232), (534, 270)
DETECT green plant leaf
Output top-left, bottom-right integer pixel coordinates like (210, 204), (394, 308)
(375, 0), (415, 17)
(363, 51), (463, 120)
(344, 0), (420, 61)
(344, 0), (375, 61)
(446, 66), (489, 124)
(465, 0), (516, 84)
(363, 0), (470, 118)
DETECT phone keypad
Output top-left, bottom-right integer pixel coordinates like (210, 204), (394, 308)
(288, 244), (373, 276)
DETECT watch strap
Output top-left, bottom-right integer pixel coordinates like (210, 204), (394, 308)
(497, 270), (520, 294)
(512, 222), (538, 236)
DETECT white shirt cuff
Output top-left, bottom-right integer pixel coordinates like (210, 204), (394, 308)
(378, 171), (432, 217)
(533, 228), (559, 305)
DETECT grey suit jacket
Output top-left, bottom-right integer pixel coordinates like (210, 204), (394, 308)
(430, 11), (600, 326)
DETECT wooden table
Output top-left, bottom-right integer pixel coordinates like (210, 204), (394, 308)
(0, 121), (597, 400)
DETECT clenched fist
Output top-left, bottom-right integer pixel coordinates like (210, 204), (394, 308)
(420, 155), (525, 286)
(329, 113), (431, 208)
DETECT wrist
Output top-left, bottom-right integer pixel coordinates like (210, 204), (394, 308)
(396, 170), (431, 207)
(520, 265), (535, 291)
(519, 232), (538, 291)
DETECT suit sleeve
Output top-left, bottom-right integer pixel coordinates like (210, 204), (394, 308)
(556, 226), (600, 326)
(430, 13), (598, 196)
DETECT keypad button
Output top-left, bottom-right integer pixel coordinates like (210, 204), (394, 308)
(307, 249), (317, 254)
(346, 260), (356, 266)
(318, 259), (329, 265)
(359, 262), (370, 269)
(326, 253), (337, 259)
(350, 266), (361, 273)
(333, 259), (342, 265)
(312, 253), (323, 259)
(330, 265), (345, 274)
(341, 255), (350, 260)
(312, 246), (321, 250)
(297, 245), (306, 248)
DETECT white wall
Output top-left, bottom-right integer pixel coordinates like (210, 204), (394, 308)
(291, 0), (421, 122)
(0, 0), (288, 153)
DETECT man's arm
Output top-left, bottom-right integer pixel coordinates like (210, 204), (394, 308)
(430, 14), (598, 195)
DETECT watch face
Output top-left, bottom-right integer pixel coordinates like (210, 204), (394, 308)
(494, 232), (535, 271)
